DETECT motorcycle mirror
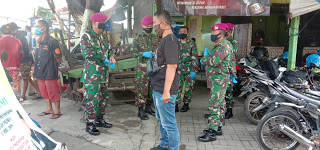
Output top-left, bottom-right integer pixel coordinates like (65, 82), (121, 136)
(1, 50), (8, 61)
(279, 67), (286, 72)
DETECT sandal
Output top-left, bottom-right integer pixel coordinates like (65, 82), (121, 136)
(50, 114), (62, 119)
(21, 96), (27, 101)
(38, 112), (53, 116)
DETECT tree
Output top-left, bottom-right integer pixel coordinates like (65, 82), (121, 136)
(66, 0), (104, 36)
(47, 0), (68, 38)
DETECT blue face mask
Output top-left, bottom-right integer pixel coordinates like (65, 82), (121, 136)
(35, 28), (43, 35)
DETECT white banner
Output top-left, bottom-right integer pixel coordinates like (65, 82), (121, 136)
(0, 62), (66, 150)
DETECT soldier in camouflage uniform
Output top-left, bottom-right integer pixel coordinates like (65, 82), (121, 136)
(176, 26), (198, 113)
(80, 13), (116, 135)
(198, 23), (233, 142)
(131, 16), (160, 120)
(224, 23), (238, 119)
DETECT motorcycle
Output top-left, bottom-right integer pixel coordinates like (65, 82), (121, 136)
(241, 66), (285, 124)
(244, 65), (320, 125)
(256, 78), (320, 150)
(236, 55), (281, 98)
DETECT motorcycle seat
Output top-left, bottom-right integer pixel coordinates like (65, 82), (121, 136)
(284, 86), (320, 106)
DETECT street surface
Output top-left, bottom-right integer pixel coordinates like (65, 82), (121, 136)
(21, 81), (307, 150)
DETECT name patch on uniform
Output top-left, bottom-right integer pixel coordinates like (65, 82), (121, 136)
(43, 45), (49, 50)
(55, 48), (61, 54)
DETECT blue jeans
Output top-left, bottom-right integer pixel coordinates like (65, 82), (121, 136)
(153, 90), (180, 150)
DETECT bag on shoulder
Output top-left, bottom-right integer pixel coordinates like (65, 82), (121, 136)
(147, 56), (160, 77)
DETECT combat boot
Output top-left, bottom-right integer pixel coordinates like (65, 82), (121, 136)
(225, 108), (233, 119)
(175, 104), (179, 112)
(145, 104), (155, 116)
(138, 107), (149, 120)
(180, 103), (189, 112)
(203, 126), (222, 136)
(198, 128), (217, 142)
(86, 122), (100, 135)
(95, 116), (112, 128)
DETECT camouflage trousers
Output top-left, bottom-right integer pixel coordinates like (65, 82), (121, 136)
(135, 67), (153, 107)
(176, 73), (194, 104)
(207, 74), (229, 131)
(83, 83), (108, 123)
(225, 82), (234, 109)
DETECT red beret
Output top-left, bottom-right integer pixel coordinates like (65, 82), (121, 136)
(90, 13), (108, 22)
(141, 16), (153, 26)
(211, 23), (228, 31)
(225, 23), (235, 30)
(257, 37), (264, 42)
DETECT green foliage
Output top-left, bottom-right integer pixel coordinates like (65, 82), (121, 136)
(37, 7), (52, 19)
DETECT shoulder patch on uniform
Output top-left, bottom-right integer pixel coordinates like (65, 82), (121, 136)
(83, 33), (92, 41)
(55, 48), (61, 54)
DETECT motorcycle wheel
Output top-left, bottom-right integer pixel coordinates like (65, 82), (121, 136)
(256, 111), (302, 150)
(244, 91), (269, 125)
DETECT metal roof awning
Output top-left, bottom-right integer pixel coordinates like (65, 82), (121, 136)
(290, 0), (320, 18)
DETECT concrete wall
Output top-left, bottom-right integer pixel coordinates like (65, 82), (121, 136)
(187, 16), (221, 55)
(251, 13), (288, 47)
(133, 0), (154, 37)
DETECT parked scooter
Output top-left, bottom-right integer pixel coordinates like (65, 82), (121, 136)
(241, 65), (285, 124)
(236, 55), (281, 98)
(255, 78), (320, 150)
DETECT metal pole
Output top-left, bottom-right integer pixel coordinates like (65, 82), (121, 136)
(68, 12), (71, 51)
(121, 23), (125, 56)
(287, 16), (300, 70)
(127, 4), (133, 38)
(152, 0), (158, 35)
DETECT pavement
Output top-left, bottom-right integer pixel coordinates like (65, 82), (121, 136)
(21, 81), (307, 150)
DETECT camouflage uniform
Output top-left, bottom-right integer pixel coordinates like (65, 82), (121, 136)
(202, 39), (232, 131)
(176, 39), (198, 104)
(131, 32), (160, 107)
(225, 36), (238, 109)
(80, 30), (115, 123)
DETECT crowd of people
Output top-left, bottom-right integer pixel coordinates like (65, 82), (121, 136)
(0, 9), (238, 150)
(0, 20), (62, 119)
(79, 10), (238, 150)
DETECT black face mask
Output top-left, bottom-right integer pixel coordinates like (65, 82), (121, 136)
(178, 34), (187, 39)
(143, 28), (153, 34)
(98, 23), (106, 31)
(256, 42), (262, 46)
(211, 33), (221, 42)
